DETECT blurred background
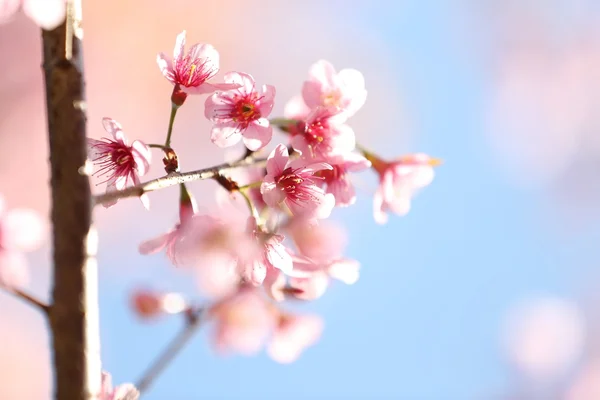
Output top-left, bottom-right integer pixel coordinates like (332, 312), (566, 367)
(1, 0), (600, 398)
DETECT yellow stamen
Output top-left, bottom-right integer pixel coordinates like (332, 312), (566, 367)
(428, 158), (443, 167)
(187, 64), (197, 86)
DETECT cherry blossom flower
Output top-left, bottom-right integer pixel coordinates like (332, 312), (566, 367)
(130, 289), (187, 320)
(0, 0), (66, 30)
(369, 153), (440, 224)
(314, 152), (371, 207)
(287, 218), (347, 263)
(291, 106), (355, 160)
(208, 286), (276, 355)
(177, 214), (260, 297)
(157, 30), (238, 95)
(88, 118), (151, 209)
(261, 144), (335, 219)
(0, 196), (45, 288)
(205, 72), (275, 151)
(267, 313), (323, 364)
(138, 184), (197, 265)
(301, 60), (367, 119)
(287, 256), (360, 300)
(238, 217), (292, 286)
(100, 372), (139, 400)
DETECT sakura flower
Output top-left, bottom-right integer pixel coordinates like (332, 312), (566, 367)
(314, 152), (371, 207)
(130, 289), (187, 320)
(369, 153), (440, 224)
(157, 30), (239, 95)
(287, 256), (360, 300)
(261, 144), (335, 219)
(88, 118), (151, 209)
(291, 106), (355, 160)
(138, 184), (197, 265)
(238, 217), (292, 286)
(0, 0), (66, 30)
(100, 372), (139, 400)
(267, 313), (323, 364)
(287, 218), (347, 263)
(302, 59), (367, 119)
(208, 286), (276, 355)
(178, 214), (259, 297)
(0, 196), (45, 288)
(205, 72), (275, 151)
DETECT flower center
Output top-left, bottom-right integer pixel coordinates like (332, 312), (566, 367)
(305, 119), (328, 145)
(276, 168), (304, 194)
(231, 98), (260, 123)
(316, 165), (342, 183)
(322, 90), (341, 107)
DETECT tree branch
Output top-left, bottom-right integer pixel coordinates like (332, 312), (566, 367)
(42, 1), (102, 399)
(135, 309), (204, 395)
(1, 286), (50, 313)
(93, 156), (268, 207)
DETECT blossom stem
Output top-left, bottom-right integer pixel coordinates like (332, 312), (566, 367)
(238, 189), (259, 219)
(136, 308), (204, 395)
(269, 117), (298, 129)
(93, 156), (268, 207)
(164, 105), (179, 147)
(237, 181), (262, 191)
(355, 143), (387, 173)
(148, 143), (169, 150)
(1, 286), (50, 313)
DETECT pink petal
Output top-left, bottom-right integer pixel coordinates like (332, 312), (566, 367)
(329, 124), (356, 154)
(289, 274), (329, 301)
(266, 144), (289, 177)
(87, 139), (109, 160)
(173, 30), (186, 61)
(264, 268), (286, 302)
(102, 118), (126, 143)
(204, 92), (233, 121)
(290, 134), (309, 157)
(342, 152), (372, 171)
(308, 60), (337, 87)
(268, 314), (323, 364)
(188, 43), (219, 73)
(185, 82), (241, 95)
(130, 140), (151, 176)
(314, 192), (335, 220)
(0, 251), (28, 288)
(373, 186), (388, 224)
(22, 0), (66, 30)
(327, 178), (355, 207)
(257, 84), (276, 117)
(111, 383), (139, 400)
(301, 81), (325, 110)
(2, 208), (45, 252)
(260, 178), (285, 207)
(0, 0), (20, 25)
(156, 52), (175, 83)
(239, 259), (267, 286)
(327, 258), (360, 284)
(337, 68), (367, 117)
(223, 71), (255, 94)
(210, 122), (243, 148)
(290, 160), (332, 174)
(138, 232), (172, 255)
(283, 95), (311, 120)
(265, 241), (293, 274)
(242, 119), (272, 151)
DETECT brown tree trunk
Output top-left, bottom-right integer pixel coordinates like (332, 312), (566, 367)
(41, 1), (102, 399)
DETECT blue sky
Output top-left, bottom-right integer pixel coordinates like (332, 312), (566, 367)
(96, 1), (600, 399)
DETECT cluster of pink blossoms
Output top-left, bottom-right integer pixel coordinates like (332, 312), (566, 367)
(85, 30), (441, 364)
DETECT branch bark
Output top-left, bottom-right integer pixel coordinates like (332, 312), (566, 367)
(93, 156), (268, 207)
(42, 1), (101, 399)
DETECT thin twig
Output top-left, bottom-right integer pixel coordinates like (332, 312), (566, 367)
(136, 309), (204, 395)
(2, 286), (50, 313)
(93, 156), (268, 207)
